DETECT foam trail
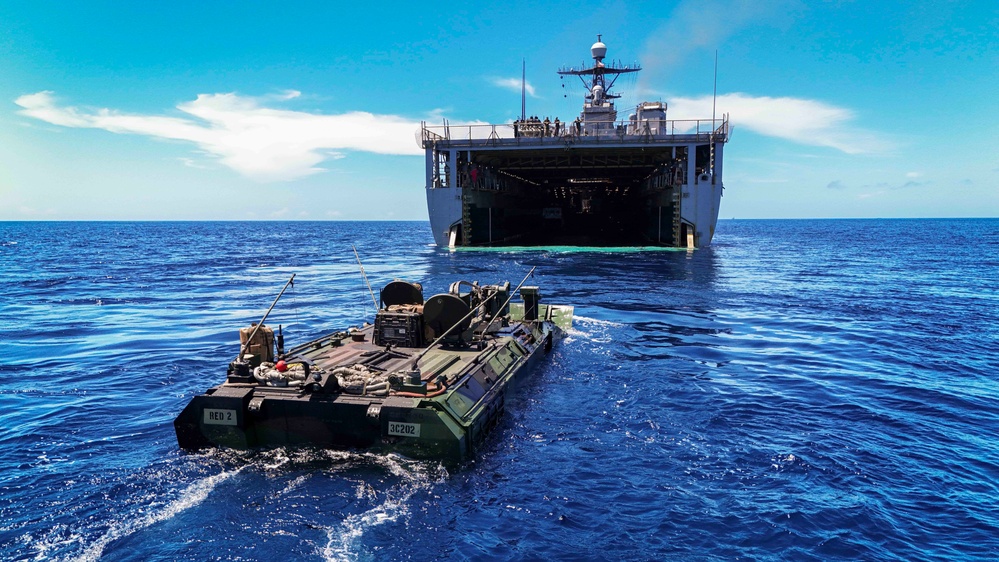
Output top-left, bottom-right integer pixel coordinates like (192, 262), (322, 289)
(562, 315), (623, 344)
(322, 491), (415, 562)
(573, 315), (624, 328)
(67, 467), (243, 562)
(321, 456), (438, 562)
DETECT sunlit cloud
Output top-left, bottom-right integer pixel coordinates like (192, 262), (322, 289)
(268, 90), (303, 101)
(618, 0), (888, 154)
(178, 157), (209, 169)
(667, 93), (894, 154)
(15, 91), (424, 182)
(638, 0), (801, 92)
(491, 77), (537, 97)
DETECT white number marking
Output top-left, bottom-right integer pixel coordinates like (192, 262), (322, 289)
(387, 422), (421, 437)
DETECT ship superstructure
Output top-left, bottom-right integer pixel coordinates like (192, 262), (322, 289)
(419, 36), (729, 248)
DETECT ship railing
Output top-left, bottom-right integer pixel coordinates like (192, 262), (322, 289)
(418, 115), (730, 147)
(418, 121), (446, 143)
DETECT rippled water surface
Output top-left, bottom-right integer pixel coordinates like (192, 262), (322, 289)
(1, 219), (997, 561)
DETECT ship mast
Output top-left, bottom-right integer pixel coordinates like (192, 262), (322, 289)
(557, 34), (641, 106)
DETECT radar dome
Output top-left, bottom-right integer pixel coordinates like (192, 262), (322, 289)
(591, 40), (607, 61)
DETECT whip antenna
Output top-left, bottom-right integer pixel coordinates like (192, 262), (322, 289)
(711, 49), (718, 175)
(712, 49), (718, 129)
(521, 58), (526, 121)
(237, 274), (296, 362)
(352, 245), (379, 313)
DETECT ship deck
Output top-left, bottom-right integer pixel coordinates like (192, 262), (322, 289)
(422, 118), (728, 247)
(420, 118), (728, 151)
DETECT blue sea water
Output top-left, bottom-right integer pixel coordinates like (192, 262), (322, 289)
(0, 219), (997, 561)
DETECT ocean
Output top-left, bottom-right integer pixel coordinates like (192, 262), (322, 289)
(1, 219), (996, 561)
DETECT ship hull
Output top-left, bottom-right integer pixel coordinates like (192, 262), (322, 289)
(419, 38), (729, 249)
(427, 185), (462, 247)
(422, 131), (727, 248)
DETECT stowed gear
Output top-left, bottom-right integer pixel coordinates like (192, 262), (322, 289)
(331, 364), (391, 396)
(253, 361), (309, 387)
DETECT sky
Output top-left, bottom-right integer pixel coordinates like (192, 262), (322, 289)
(1, 0), (996, 221)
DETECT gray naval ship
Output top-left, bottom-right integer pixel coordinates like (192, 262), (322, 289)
(175, 270), (572, 463)
(421, 35), (730, 248)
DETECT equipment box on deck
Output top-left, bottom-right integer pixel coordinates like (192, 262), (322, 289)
(374, 312), (424, 348)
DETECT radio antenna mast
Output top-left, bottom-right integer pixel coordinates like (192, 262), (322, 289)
(521, 58), (526, 121)
(352, 245), (379, 313)
(711, 50), (718, 176)
(712, 50), (718, 130)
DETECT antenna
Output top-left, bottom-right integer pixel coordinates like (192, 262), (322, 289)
(712, 50), (718, 130)
(711, 50), (718, 176)
(521, 58), (526, 121)
(237, 274), (296, 362)
(351, 245), (379, 313)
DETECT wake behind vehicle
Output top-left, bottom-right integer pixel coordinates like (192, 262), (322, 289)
(174, 269), (572, 463)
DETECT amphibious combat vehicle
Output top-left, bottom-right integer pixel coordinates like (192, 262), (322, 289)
(174, 270), (572, 462)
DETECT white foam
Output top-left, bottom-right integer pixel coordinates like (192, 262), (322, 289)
(562, 315), (623, 344)
(322, 492), (413, 562)
(320, 455), (442, 562)
(573, 315), (624, 328)
(66, 466), (243, 562)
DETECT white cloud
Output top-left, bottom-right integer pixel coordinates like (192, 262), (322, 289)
(623, 0), (890, 155)
(15, 91), (424, 182)
(638, 0), (800, 92)
(178, 157), (209, 169)
(667, 93), (894, 154)
(270, 90), (302, 101)
(858, 191), (884, 200)
(491, 77), (537, 97)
